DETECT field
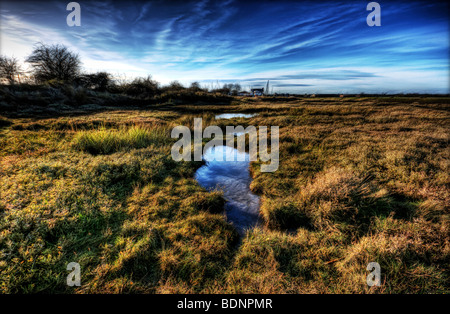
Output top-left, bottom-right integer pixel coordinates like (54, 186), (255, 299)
(0, 96), (449, 293)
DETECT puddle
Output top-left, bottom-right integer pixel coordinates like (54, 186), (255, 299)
(215, 113), (257, 119)
(194, 145), (261, 234)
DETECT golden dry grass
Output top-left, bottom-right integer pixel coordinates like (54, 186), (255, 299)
(0, 96), (448, 293)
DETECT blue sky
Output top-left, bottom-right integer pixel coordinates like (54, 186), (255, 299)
(1, 0), (449, 93)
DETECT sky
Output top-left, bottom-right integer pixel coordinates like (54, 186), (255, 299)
(0, 0), (449, 94)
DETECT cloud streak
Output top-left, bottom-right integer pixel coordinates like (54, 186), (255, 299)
(0, 0), (448, 93)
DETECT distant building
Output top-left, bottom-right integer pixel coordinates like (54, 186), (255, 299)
(251, 88), (264, 96)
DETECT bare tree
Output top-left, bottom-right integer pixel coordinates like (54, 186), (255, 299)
(25, 43), (81, 83)
(0, 56), (22, 84)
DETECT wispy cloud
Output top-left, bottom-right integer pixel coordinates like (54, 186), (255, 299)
(0, 0), (448, 93)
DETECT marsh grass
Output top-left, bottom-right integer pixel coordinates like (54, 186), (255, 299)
(72, 125), (168, 155)
(0, 97), (449, 293)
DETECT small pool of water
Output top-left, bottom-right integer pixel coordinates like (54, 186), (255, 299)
(194, 145), (260, 234)
(215, 113), (257, 119)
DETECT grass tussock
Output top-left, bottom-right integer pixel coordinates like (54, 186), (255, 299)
(72, 125), (168, 154)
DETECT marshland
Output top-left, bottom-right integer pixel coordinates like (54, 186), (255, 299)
(0, 93), (448, 293)
(1, 0), (449, 297)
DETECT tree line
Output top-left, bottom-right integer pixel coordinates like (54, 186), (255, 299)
(0, 43), (242, 96)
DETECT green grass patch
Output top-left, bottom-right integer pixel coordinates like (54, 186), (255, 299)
(72, 125), (167, 154)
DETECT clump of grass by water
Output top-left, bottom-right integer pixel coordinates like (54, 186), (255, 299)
(72, 125), (167, 154)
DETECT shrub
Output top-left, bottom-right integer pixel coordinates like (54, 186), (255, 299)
(122, 76), (159, 97)
(74, 72), (111, 91)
